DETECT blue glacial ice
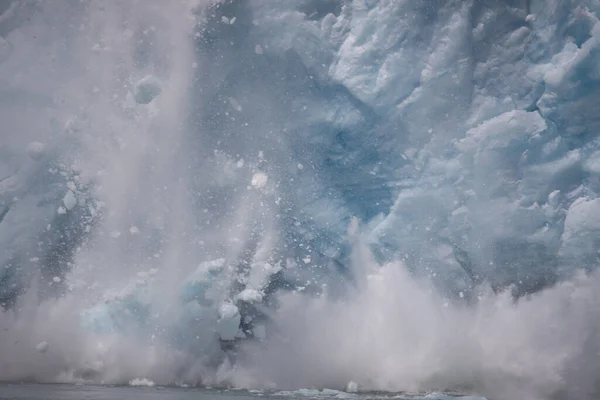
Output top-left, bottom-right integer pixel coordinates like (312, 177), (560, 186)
(1, 0), (600, 399)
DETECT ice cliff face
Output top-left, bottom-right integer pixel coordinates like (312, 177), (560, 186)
(1, 0), (600, 302)
(194, 0), (600, 296)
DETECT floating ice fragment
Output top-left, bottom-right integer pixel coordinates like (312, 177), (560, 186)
(129, 226), (140, 234)
(251, 172), (268, 188)
(57, 206), (67, 215)
(129, 378), (155, 387)
(255, 45), (263, 54)
(26, 142), (46, 161)
(221, 16), (229, 24)
(134, 75), (162, 104)
(230, 17), (237, 25)
(35, 341), (49, 353)
(52, 276), (61, 283)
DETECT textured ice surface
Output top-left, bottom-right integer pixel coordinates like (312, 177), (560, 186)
(0, 0), (600, 397)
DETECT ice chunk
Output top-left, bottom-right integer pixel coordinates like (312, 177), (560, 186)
(251, 172), (268, 188)
(217, 302), (241, 341)
(457, 110), (547, 152)
(134, 75), (162, 104)
(26, 142), (46, 161)
(52, 276), (61, 283)
(129, 378), (155, 387)
(562, 198), (600, 242)
(64, 116), (86, 135)
(228, 97), (243, 112)
(548, 190), (561, 207)
(63, 190), (77, 211)
(346, 381), (358, 393)
(35, 341), (49, 353)
(236, 288), (263, 303)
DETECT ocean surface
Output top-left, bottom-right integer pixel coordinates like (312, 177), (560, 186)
(0, 384), (486, 400)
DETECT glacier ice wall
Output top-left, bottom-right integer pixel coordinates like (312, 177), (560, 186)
(2, 0), (600, 399)
(3, 0), (600, 305)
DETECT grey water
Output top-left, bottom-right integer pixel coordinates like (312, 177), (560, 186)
(0, 385), (485, 400)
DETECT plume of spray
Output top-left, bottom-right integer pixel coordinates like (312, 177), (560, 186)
(230, 218), (600, 400)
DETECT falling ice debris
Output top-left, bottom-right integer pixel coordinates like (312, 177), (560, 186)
(251, 172), (268, 189)
(129, 378), (155, 387)
(35, 341), (49, 353)
(216, 302), (241, 341)
(228, 97), (242, 112)
(346, 381), (358, 393)
(26, 142), (46, 161)
(64, 116), (85, 135)
(63, 190), (77, 211)
(134, 75), (162, 104)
